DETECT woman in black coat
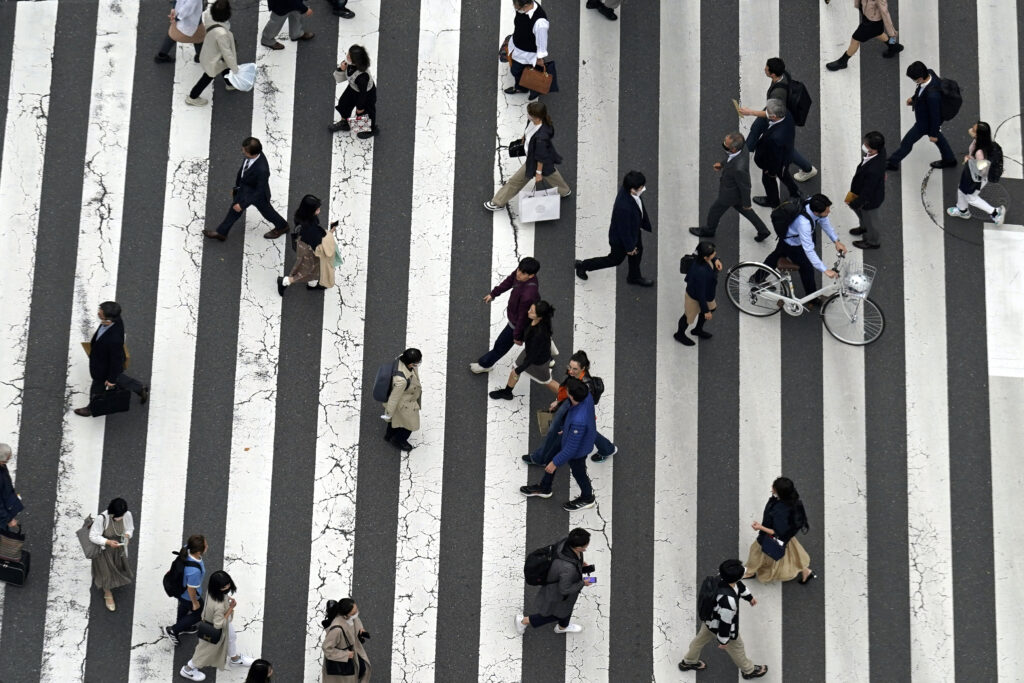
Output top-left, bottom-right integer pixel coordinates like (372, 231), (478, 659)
(0, 443), (24, 530)
(744, 476), (816, 584)
(485, 102), (572, 210)
(675, 241), (722, 346)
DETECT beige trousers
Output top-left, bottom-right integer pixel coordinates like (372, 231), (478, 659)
(682, 624), (755, 674)
(491, 165), (571, 207)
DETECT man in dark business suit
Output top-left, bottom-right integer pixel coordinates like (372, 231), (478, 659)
(847, 131), (887, 249)
(204, 137), (290, 241)
(690, 131), (771, 242)
(575, 170), (654, 287)
(73, 301), (149, 417)
(751, 99), (799, 209)
(886, 61), (956, 170)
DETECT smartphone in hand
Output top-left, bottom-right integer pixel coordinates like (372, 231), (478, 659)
(583, 577), (596, 585)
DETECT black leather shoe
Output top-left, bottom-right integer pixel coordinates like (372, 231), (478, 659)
(503, 86), (528, 95)
(139, 386), (150, 404)
(154, 52), (175, 64)
(574, 260), (588, 281)
(74, 407), (92, 417)
(752, 196), (773, 208)
(754, 231), (771, 242)
(626, 277), (654, 287)
(849, 227), (866, 235)
(276, 276), (286, 296)
(596, 4), (617, 20)
(328, 120), (351, 132)
(852, 240), (880, 250)
(203, 230), (226, 241)
(930, 159), (957, 169)
(673, 332), (695, 346)
(688, 227), (714, 238)
(692, 329), (712, 339)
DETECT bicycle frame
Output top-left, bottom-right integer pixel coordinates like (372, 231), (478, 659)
(749, 258), (845, 316)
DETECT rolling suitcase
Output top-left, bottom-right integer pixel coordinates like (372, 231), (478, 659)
(0, 549), (30, 586)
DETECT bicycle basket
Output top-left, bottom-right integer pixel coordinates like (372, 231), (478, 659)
(841, 263), (875, 299)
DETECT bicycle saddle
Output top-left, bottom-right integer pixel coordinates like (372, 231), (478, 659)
(775, 257), (800, 271)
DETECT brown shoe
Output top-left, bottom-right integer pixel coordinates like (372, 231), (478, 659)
(203, 230), (226, 241)
(263, 41), (285, 50)
(74, 407), (92, 417)
(292, 32), (315, 41)
(264, 227), (288, 239)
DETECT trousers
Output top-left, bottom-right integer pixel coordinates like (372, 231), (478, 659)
(492, 166), (571, 208)
(528, 613), (571, 628)
(580, 232), (644, 281)
(171, 596), (204, 635)
(159, 35), (202, 58)
(385, 424), (412, 443)
(705, 196), (769, 236)
(478, 323), (516, 369)
(261, 10), (305, 45)
(538, 457), (593, 500)
(336, 85), (377, 126)
(764, 240), (817, 296)
(852, 205), (881, 245)
(215, 196), (289, 236)
(888, 121), (955, 165)
(528, 401), (615, 465)
(682, 624), (755, 674)
(761, 166), (799, 207)
(189, 68), (229, 100)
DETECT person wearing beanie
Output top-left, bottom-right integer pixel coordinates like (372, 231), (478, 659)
(678, 559), (768, 678)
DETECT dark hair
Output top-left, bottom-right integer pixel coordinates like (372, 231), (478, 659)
(622, 170), (646, 191)
(531, 300), (554, 340)
(186, 534), (206, 554)
(569, 350), (591, 371)
(863, 131), (885, 153)
(399, 348), (422, 366)
(565, 376), (589, 403)
(242, 136), (262, 156)
(973, 121), (993, 155)
(99, 301), (122, 321)
(773, 476), (810, 534)
(526, 101), (553, 128)
(210, 0), (231, 22)
(906, 61), (928, 81)
(321, 597), (357, 627)
(765, 57), (786, 77)
(719, 558), (745, 583)
(107, 497), (128, 518)
(294, 194), (321, 224)
(725, 131), (745, 151)
(348, 45), (371, 71)
(567, 527), (590, 549)
(244, 659), (273, 682)
(518, 256), (540, 275)
(696, 241), (716, 259)
(206, 570), (236, 603)
(808, 193), (832, 214)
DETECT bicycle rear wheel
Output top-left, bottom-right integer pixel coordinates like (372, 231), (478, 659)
(820, 294), (885, 345)
(726, 263), (788, 317)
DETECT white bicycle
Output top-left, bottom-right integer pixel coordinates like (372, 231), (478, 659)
(725, 253), (885, 345)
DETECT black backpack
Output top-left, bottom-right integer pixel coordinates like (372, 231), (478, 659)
(778, 74), (813, 126)
(938, 77), (962, 121)
(770, 198), (809, 240)
(697, 575), (722, 621)
(524, 543), (560, 586)
(371, 359), (405, 403)
(589, 376), (605, 405)
(679, 253), (696, 274)
(988, 142), (1004, 183)
(162, 548), (201, 598)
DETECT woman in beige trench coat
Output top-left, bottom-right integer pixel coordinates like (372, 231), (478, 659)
(179, 570), (256, 681)
(382, 348), (422, 452)
(321, 598), (371, 682)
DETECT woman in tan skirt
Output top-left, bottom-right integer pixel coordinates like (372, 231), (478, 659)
(321, 597), (371, 682)
(744, 477), (816, 584)
(277, 194), (336, 295)
(88, 498), (134, 612)
(180, 570), (256, 681)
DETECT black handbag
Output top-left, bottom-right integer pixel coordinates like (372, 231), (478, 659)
(758, 532), (786, 561)
(88, 387), (131, 417)
(507, 122), (530, 158)
(324, 625), (356, 676)
(197, 618), (222, 644)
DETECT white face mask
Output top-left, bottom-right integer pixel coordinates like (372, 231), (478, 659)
(861, 144), (871, 155)
(347, 611), (359, 623)
(635, 187), (646, 197)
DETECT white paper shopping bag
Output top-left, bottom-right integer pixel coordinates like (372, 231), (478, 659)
(518, 186), (561, 223)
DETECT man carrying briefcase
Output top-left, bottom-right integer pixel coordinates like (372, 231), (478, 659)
(74, 301), (149, 417)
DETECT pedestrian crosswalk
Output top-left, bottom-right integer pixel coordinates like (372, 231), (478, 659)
(0, 0), (1022, 681)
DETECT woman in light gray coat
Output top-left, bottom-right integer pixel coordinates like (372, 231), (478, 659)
(179, 570), (256, 681)
(321, 597), (371, 682)
(382, 348), (422, 452)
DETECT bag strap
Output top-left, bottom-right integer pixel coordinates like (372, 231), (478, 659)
(327, 623), (352, 649)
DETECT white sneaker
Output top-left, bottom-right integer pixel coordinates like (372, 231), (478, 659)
(306, 279), (319, 288)
(469, 362), (492, 374)
(946, 206), (971, 220)
(554, 623), (583, 634)
(185, 96), (208, 106)
(483, 201), (502, 211)
(993, 206), (1006, 226)
(229, 654), (255, 667)
(179, 665), (207, 681)
(793, 166), (818, 182)
(515, 614), (527, 635)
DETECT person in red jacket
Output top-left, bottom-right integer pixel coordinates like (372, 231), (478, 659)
(470, 257), (541, 374)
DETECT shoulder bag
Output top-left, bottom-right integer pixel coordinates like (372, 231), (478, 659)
(76, 515), (103, 560)
(508, 122), (529, 158)
(324, 624), (357, 676)
(197, 601), (223, 644)
(0, 523), (25, 562)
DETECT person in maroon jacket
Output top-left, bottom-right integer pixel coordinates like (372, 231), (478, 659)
(470, 257), (541, 374)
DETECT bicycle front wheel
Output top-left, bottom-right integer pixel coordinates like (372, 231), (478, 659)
(726, 263), (788, 317)
(820, 294), (885, 345)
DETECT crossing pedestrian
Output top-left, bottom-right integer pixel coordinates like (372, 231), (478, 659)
(585, 0), (620, 21)
(329, 46), (379, 139)
(88, 497), (135, 612)
(674, 241), (722, 347)
(825, 0), (902, 71)
(470, 257), (541, 374)
(320, 598), (372, 682)
(505, 0), (551, 101)
(515, 527), (595, 635)
(162, 534), (208, 645)
(0, 444), (23, 531)
(678, 559), (767, 678)
(750, 99), (798, 209)
(179, 570), (257, 681)
(245, 660), (275, 682)
(155, 0), (204, 64)
(946, 121), (1007, 226)
(260, 0), (314, 51)
(204, 137), (291, 242)
(743, 477), (816, 584)
(382, 348), (422, 453)
(846, 131), (888, 249)
(489, 301), (555, 400)
(185, 0), (239, 107)
(886, 61), (957, 171)
(73, 301), (150, 417)
(520, 378), (597, 511)
(575, 170), (655, 287)
(277, 195), (337, 295)
(689, 131), (770, 241)
(763, 194), (847, 298)
(484, 102), (571, 211)
(324, 0), (354, 19)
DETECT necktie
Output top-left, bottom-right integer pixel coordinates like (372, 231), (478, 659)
(241, 158), (253, 176)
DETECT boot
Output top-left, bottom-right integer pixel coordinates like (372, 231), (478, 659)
(883, 41), (904, 59)
(673, 316), (695, 346)
(692, 316), (712, 339)
(825, 52), (850, 72)
(489, 386), (514, 400)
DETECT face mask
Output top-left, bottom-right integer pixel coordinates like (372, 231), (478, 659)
(861, 144), (870, 155)
(635, 187), (646, 197)
(347, 612), (359, 623)
(722, 143), (732, 152)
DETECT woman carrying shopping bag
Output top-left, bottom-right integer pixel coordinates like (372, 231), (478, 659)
(278, 195), (336, 295)
(743, 477), (817, 584)
(329, 45), (379, 139)
(485, 102), (571, 211)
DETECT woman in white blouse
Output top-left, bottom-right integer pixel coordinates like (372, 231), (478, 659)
(89, 497), (135, 612)
(156, 0), (206, 64)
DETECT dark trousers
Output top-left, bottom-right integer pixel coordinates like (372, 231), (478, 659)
(580, 233), (644, 281)
(529, 613), (571, 628)
(215, 196), (289, 236)
(528, 401), (615, 465)
(385, 424), (411, 444)
(189, 68), (229, 100)
(538, 457), (593, 500)
(888, 121), (955, 165)
(478, 322), (515, 368)
(761, 166), (799, 207)
(336, 86), (377, 126)
(89, 373), (144, 399)
(852, 206), (881, 246)
(171, 596), (204, 635)
(159, 35), (202, 59)
(764, 240), (817, 296)
(705, 196), (770, 236)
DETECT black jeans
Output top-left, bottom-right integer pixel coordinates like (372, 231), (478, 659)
(171, 596), (204, 635)
(580, 233), (644, 281)
(761, 167), (799, 207)
(215, 196), (289, 236)
(705, 196), (769, 236)
(189, 68), (229, 100)
(159, 35), (202, 59)
(538, 457), (594, 500)
(477, 323), (515, 368)
(336, 86), (377, 127)
(529, 613), (571, 628)
(764, 241), (818, 296)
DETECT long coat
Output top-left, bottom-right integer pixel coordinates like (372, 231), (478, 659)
(0, 464), (23, 527)
(532, 539), (586, 619)
(322, 614), (372, 682)
(383, 361), (421, 432)
(315, 231), (338, 289)
(190, 596), (232, 669)
(199, 9), (239, 78)
(89, 320), (127, 384)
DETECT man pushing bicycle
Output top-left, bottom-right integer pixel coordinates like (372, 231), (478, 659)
(764, 193), (848, 298)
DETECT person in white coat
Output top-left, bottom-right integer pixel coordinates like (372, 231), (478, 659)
(88, 498), (134, 612)
(186, 0), (240, 106)
(156, 0), (205, 63)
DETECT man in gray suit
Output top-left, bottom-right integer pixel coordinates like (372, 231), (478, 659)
(690, 132), (771, 242)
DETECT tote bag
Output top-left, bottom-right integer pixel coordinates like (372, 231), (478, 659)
(77, 515), (103, 560)
(519, 186), (561, 223)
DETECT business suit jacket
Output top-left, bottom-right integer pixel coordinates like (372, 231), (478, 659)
(268, 0), (309, 14)
(753, 115), (795, 173)
(718, 152), (753, 207)
(608, 187), (653, 252)
(89, 320), (127, 384)
(233, 154), (273, 208)
(911, 71), (944, 138)
(522, 124), (563, 179)
(849, 151), (886, 210)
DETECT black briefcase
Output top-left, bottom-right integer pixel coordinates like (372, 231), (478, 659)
(89, 387), (131, 417)
(0, 549), (30, 586)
